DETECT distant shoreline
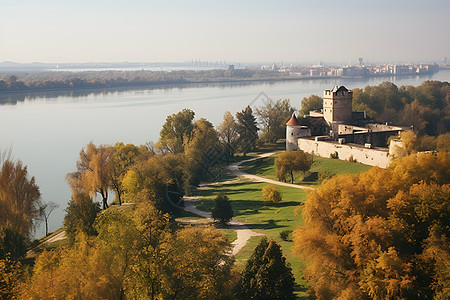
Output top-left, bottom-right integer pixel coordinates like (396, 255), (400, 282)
(0, 71), (444, 96)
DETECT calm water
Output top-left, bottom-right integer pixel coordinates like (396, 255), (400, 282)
(1, 70), (450, 237)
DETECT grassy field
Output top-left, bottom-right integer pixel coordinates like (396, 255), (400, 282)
(175, 146), (372, 298)
(240, 153), (372, 186)
(195, 178), (310, 298)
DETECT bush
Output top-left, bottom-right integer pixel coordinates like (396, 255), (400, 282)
(330, 151), (339, 159)
(279, 230), (292, 242)
(318, 171), (333, 183)
(211, 193), (234, 225)
(261, 186), (282, 204)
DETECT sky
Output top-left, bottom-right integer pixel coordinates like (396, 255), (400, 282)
(0, 0), (449, 64)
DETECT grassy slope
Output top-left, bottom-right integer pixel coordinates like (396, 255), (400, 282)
(241, 154), (372, 186)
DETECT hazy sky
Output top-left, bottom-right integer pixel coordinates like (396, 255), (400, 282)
(1, 0), (449, 64)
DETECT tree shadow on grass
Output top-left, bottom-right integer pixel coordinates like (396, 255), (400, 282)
(247, 219), (288, 230)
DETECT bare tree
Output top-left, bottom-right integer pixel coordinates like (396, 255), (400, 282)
(39, 201), (59, 236)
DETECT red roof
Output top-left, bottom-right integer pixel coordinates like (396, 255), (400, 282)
(286, 114), (302, 126)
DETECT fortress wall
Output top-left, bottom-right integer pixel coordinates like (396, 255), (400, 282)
(298, 138), (391, 168)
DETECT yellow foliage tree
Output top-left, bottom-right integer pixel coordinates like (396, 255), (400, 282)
(261, 185), (282, 204)
(293, 152), (450, 299)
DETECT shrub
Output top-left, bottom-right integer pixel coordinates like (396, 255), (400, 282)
(211, 193), (233, 225)
(279, 230), (292, 242)
(261, 186), (282, 204)
(330, 151), (339, 159)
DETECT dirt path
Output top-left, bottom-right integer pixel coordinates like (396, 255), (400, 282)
(183, 151), (314, 256)
(183, 196), (263, 256)
(228, 151), (315, 191)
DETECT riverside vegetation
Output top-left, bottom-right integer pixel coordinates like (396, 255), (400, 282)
(0, 81), (449, 299)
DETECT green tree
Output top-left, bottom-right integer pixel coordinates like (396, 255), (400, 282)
(236, 237), (295, 299)
(275, 150), (313, 183)
(64, 194), (100, 244)
(211, 193), (234, 225)
(236, 106), (258, 156)
(0, 227), (27, 260)
(157, 109), (195, 153)
(261, 185), (282, 204)
(299, 94), (322, 117)
(255, 99), (295, 143)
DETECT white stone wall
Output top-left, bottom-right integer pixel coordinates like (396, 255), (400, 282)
(298, 138), (391, 168)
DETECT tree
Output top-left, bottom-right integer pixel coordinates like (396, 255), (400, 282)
(0, 227), (27, 260)
(299, 94), (323, 117)
(184, 118), (221, 187)
(236, 106), (258, 156)
(217, 111), (239, 163)
(293, 152), (450, 299)
(236, 237), (295, 299)
(211, 193), (234, 225)
(109, 143), (144, 206)
(39, 201), (59, 236)
(276, 150), (313, 183)
(255, 99), (295, 143)
(0, 159), (41, 239)
(157, 109), (195, 153)
(64, 194), (100, 244)
(261, 185), (282, 204)
(67, 142), (113, 209)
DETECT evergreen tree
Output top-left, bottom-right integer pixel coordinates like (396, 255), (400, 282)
(211, 193), (233, 225)
(236, 237), (295, 299)
(236, 106), (258, 156)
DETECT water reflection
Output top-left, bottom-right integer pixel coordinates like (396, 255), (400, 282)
(0, 72), (441, 106)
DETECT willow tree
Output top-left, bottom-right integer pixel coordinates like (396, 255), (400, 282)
(0, 159), (41, 239)
(67, 142), (113, 209)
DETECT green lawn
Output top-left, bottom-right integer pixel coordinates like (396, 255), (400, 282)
(195, 179), (310, 298)
(241, 154), (372, 186)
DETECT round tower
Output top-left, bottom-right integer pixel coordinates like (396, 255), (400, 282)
(286, 113), (303, 151)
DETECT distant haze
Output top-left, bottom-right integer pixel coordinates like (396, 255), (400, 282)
(0, 0), (449, 64)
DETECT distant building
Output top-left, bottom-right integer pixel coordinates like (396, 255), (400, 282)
(286, 86), (406, 167)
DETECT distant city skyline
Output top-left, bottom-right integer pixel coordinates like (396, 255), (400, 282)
(1, 0), (449, 64)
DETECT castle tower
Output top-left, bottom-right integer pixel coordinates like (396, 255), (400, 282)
(323, 85), (353, 125)
(286, 113), (303, 151)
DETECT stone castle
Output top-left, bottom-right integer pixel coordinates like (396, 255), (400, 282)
(286, 86), (405, 168)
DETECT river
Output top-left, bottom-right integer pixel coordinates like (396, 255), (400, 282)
(1, 70), (449, 238)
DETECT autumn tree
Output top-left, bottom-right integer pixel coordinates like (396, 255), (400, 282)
(157, 108), (195, 153)
(236, 237), (295, 299)
(184, 118), (221, 187)
(255, 99), (295, 143)
(217, 111), (239, 163)
(293, 152), (450, 299)
(67, 142), (113, 209)
(276, 150), (313, 183)
(121, 155), (172, 209)
(299, 94), (322, 117)
(109, 143), (148, 206)
(0, 159), (41, 239)
(211, 193), (234, 225)
(236, 105), (258, 156)
(261, 185), (282, 204)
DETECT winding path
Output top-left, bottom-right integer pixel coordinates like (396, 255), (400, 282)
(228, 151), (315, 190)
(183, 151), (314, 256)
